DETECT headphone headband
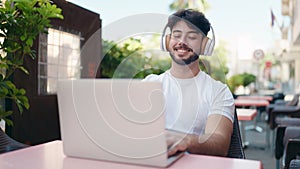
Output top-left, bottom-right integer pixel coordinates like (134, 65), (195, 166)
(161, 25), (215, 56)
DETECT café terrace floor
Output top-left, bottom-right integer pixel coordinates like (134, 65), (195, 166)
(243, 120), (276, 169)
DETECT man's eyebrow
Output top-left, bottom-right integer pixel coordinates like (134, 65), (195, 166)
(187, 30), (200, 34)
(172, 30), (182, 33)
(172, 30), (200, 34)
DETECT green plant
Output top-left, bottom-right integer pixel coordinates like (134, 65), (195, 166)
(169, 0), (210, 12)
(0, 0), (63, 125)
(101, 39), (169, 78)
(227, 73), (256, 93)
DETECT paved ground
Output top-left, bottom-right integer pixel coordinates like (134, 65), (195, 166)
(243, 120), (277, 169)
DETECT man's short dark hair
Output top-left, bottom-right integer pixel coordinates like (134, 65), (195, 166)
(167, 9), (211, 35)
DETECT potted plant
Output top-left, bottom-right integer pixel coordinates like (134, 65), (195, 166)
(227, 73), (256, 95)
(0, 0), (63, 128)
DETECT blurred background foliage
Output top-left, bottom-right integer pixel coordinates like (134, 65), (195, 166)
(227, 73), (256, 93)
(100, 38), (232, 82)
(169, 0), (210, 12)
(0, 0), (63, 125)
(100, 38), (171, 78)
(100, 0), (256, 95)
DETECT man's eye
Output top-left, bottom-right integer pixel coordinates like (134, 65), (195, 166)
(188, 36), (197, 40)
(172, 34), (181, 39)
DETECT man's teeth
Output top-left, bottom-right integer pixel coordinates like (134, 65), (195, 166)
(176, 49), (192, 52)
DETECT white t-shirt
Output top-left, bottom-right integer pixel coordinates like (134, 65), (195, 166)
(144, 70), (234, 135)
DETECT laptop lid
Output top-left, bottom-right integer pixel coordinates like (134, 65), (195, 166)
(57, 79), (181, 167)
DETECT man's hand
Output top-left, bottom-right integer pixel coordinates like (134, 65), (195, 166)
(165, 115), (233, 157)
(166, 130), (191, 157)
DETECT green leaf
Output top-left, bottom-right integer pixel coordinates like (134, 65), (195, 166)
(0, 110), (13, 118)
(0, 0), (64, 124)
(20, 35), (26, 41)
(26, 38), (33, 46)
(4, 118), (13, 126)
(19, 66), (29, 75)
(0, 87), (9, 97)
(16, 100), (24, 113)
(0, 110), (14, 126)
(5, 80), (15, 89)
(23, 100), (30, 109)
(18, 88), (26, 95)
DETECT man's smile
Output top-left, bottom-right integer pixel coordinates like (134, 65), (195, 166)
(173, 45), (193, 56)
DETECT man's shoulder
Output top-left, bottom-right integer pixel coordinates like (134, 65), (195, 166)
(199, 72), (231, 94)
(143, 72), (167, 82)
(200, 72), (226, 86)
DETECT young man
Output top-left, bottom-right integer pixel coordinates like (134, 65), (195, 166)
(144, 9), (235, 157)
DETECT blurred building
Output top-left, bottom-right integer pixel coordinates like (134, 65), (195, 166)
(278, 0), (300, 93)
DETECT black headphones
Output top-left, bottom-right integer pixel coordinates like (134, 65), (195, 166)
(160, 25), (215, 56)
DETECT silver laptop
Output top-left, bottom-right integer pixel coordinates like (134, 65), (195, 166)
(57, 79), (183, 167)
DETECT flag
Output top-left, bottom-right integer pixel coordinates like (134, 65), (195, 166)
(271, 9), (276, 27)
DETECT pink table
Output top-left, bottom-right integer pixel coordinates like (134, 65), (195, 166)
(237, 108), (258, 121)
(237, 108), (258, 148)
(237, 95), (273, 102)
(234, 99), (269, 132)
(235, 99), (270, 149)
(0, 140), (263, 169)
(234, 99), (270, 107)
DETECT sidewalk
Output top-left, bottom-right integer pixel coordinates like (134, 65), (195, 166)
(243, 120), (276, 169)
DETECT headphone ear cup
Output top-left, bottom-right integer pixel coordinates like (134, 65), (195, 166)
(201, 36), (209, 55)
(165, 34), (170, 51)
(161, 34), (171, 51)
(201, 37), (215, 56)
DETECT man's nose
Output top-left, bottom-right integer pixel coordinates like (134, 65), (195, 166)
(178, 37), (188, 45)
(178, 41), (184, 46)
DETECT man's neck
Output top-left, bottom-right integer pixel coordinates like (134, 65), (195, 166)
(170, 61), (200, 79)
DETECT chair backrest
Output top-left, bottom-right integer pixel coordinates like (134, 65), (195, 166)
(283, 127), (300, 168)
(272, 92), (285, 104)
(275, 126), (300, 169)
(285, 139), (300, 169)
(275, 125), (287, 160)
(0, 128), (29, 154)
(289, 159), (300, 169)
(226, 108), (245, 159)
(286, 93), (300, 106)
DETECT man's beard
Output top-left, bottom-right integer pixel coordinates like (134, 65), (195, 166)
(170, 52), (199, 65)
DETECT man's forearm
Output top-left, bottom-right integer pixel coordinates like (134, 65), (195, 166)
(187, 133), (230, 156)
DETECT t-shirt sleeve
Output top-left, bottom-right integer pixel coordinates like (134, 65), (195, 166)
(209, 82), (235, 123)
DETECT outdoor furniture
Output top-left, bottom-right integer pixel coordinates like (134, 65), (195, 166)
(289, 159), (300, 169)
(0, 140), (263, 169)
(236, 108), (257, 148)
(237, 95), (273, 102)
(285, 139), (300, 169)
(226, 109), (245, 159)
(269, 106), (300, 130)
(275, 126), (300, 169)
(237, 95), (272, 115)
(271, 92), (285, 104)
(0, 129), (29, 154)
(266, 93), (300, 124)
(267, 106), (300, 151)
(234, 99), (269, 133)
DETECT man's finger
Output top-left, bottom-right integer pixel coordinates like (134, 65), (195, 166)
(167, 146), (178, 157)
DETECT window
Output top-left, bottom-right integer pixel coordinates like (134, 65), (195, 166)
(38, 27), (82, 95)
